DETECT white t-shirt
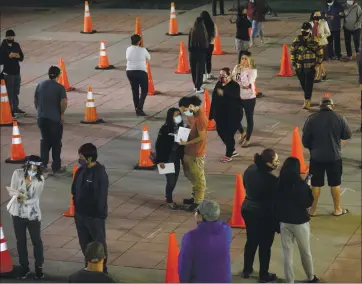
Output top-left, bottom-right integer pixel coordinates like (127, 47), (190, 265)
(232, 66), (258, 100)
(126, 45), (151, 72)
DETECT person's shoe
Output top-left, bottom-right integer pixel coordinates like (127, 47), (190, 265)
(241, 269), (253, 279)
(34, 267), (44, 279)
(330, 56), (337, 60)
(308, 275), (320, 283)
(303, 99), (311, 110)
(220, 156), (233, 163)
(186, 203), (199, 212)
(322, 75), (328, 81)
(231, 151), (239, 158)
(138, 109), (147, 116)
(196, 87), (204, 94)
(14, 108), (26, 114)
(239, 132), (246, 145)
(259, 273), (277, 283)
(241, 140), (250, 148)
(52, 167), (66, 174)
(167, 202), (180, 210)
(207, 73), (214, 80)
(314, 79), (322, 83)
(17, 266), (30, 280)
(183, 198), (194, 205)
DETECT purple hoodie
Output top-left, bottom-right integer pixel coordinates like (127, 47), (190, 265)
(178, 221), (232, 283)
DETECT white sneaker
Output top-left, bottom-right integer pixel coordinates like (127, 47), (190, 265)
(207, 73), (214, 79)
(196, 87), (204, 94)
(193, 87), (197, 92)
(249, 40), (254, 48)
(203, 74), (208, 82)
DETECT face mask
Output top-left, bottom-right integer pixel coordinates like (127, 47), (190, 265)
(174, 115), (182, 124)
(347, 1), (354, 5)
(27, 171), (37, 177)
(6, 39), (14, 44)
(327, 1), (334, 6)
(219, 76), (225, 83)
(301, 31), (310, 37)
(78, 159), (87, 167)
(183, 110), (193, 117)
(314, 17), (320, 21)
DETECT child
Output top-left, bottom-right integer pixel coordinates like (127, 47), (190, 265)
(233, 6), (252, 63)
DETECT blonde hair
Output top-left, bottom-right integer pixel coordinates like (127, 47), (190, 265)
(239, 54), (256, 69)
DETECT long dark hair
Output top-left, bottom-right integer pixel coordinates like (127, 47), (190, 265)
(165, 107), (183, 130)
(254, 148), (276, 172)
(278, 157), (301, 188)
(200, 11), (215, 40)
(23, 155), (43, 181)
(189, 17), (209, 49)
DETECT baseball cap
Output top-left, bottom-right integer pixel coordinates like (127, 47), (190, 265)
(197, 200), (220, 222)
(301, 22), (312, 31)
(320, 96), (334, 107)
(6, 30), (16, 37)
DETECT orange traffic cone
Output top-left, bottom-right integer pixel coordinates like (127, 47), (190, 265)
(0, 80), (13, 127)
(203, 90), (216, 131)
(0, 223), (13, 274)
(213, 25), (224, 55)
(58, 58), (75, 92)
(80, 1), (96, 34)
(229, 173), (246, 228)
(324, 93), (331, 98)
(81, 86), (104, 124)
(135, 17), (144, 47)
(277, 44), (294, 77)
(146, 61), (160, 96)
(95, 40), (114, 70)
(63, 165), (79, 217)
(165, 232), (180, 283)
(166, 2), (182, 36)
(291, 126), (309, 174)
(134, 125), (157, 170)
(5, 120), (26, 164)
(175, 41), (191, 74)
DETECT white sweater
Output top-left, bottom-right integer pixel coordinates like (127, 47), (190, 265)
(232, 66), (258, 100)
(126, 45), (151, 72)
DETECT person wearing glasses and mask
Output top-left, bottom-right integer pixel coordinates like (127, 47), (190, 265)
(6, 155), (45, 280)
(155, 108), (185, 210)
(241, 149), (280, 283)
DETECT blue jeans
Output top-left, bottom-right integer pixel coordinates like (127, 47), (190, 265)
(251, 21), (264, 39)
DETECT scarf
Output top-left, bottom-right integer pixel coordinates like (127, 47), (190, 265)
(312, 22), (319, 37)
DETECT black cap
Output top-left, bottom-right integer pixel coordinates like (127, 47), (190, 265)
(320, 96), (334, 107)
(6, 29), (16, 37)
(301, 22), (312, 31)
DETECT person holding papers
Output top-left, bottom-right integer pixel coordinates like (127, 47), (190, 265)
(155, 108), (185, 210)
(210, 67), (242, 163)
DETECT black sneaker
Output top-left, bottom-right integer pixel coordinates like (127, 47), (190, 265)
(183, 198), (194, 205)
(167, 202), (180, 210)
(14, 108), (26, 114)
(52, 167), (66, 174)
(17, 266), (30, 280)
(322, 75), (327, 81)
(314, 79), (321, 83)
(186, 203), (199, 212)
(308, 275), (320, 283)
(136, 108), (146, 116)
(241, 269), (253, 279)
(259, 273), (277, 283)
(34, 267), (44, 279)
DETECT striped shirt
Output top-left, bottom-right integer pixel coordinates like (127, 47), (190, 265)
(290, 35), (324, 69)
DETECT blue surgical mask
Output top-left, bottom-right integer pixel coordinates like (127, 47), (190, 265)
(184, 110), (193, 117)
(27, 171), (37, 177)
(78, 159), (87, 167)
(174, 115), (182, 124)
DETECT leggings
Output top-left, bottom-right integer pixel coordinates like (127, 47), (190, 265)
(205, 44), (214, 74)
(239, 98), (256, 141)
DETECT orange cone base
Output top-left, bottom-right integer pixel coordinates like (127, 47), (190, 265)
(175, 70), (191, 74)
(277, 72), (295, 77)
(166, 32), (183, 36)
(208, 126), (216, 131)
(213, 52), (225, 56)
(5, 157), (27, 164)
(80, 118), (105, 124)
(0, 122), (13, 127)
(80, 30), (97, 34)
(95, 65), (115, 70)
(63, 209), (75, 217)
(148, 90), (161, 96)
(134, 163), (157, 171)
(228, 221), (246, 229)
(65, 86), (76, 92)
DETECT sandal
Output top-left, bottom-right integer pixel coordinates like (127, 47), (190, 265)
(220, 156), (233, 163)
(239, 133), (246, 145)
(333, 208), (349, 217)
(241, 140), (250, 148)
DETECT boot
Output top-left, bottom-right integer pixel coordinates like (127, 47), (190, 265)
(303, 99), (311, 110)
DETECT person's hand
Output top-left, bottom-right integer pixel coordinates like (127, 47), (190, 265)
(60, 114), (64, 124)
(359, 84), (362, 90)
(17, 196), (24, 204)
(241, 85), (249, 89)
(9, 53), (15, 58)
(178, 139), (187, 145)
(13, 53), (20, 58)
(216, 88), (223, 95)
(159, 163), (165, 169)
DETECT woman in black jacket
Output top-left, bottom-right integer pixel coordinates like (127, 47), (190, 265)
(210, 67), (241, 163)
(155, 108), (184, 210)
(275, 157), (319, 283)
(200, 11), (216, 81)
(241, 148), (279, 283)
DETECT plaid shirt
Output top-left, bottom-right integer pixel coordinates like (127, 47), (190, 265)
(290, 35), (324, 69)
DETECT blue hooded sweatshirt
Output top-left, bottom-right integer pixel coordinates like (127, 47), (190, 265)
(178, 221), (232, 283)
(321, 1), (344, 31)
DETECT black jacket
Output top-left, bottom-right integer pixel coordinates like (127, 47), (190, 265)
(188, 31), (209, 53)
(72, 162), (109, 219)
(155, 123), (184, 163)
(210, 80), (241, 128)
(236, 15), (252, 41)
(275, 179), (314, 225)
(0, 40), (24, 75)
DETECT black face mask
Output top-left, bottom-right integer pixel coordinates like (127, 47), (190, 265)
(6, 39), (14, 44)
(313, 17), (320, 21)
(301, 31), (310, 37)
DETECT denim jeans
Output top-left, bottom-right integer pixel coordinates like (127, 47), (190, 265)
(183, 155), (206, 203)
(251, 21), (264, 39)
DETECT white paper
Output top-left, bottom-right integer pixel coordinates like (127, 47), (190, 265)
(157, 163), (175, 174)
(175, 127), (191, 143)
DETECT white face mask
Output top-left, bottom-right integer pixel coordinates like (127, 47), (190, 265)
(174, 115), (182, 124)
(183, 110), (193, 117)
(347, 1), (354, 5)
(27, 170), (37, 177)
(327, 1), (334, 6)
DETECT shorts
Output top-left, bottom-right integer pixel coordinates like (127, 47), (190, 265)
(309, 159), (342, 187)
(235, 39), (249, 52)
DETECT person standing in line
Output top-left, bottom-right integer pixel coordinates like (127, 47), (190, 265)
(241, 149), (279, 283)
(233, 5), (252, 63)
(342, 0), (362, 61)
(178, 200), (232, 283)
(126, 34), (151, 116)
(155, 107), (185, 210)
(178, 96), (208, 212)
(200, 11), (216, 81)
(188, 17), (209, 94)
(210, 67), (241, 163)
(321, 0), (344, 60)
(232, 52), (257, 148)
(0, 29), (25, 117)
(248, 0), (267, 47)
(212, 0), (225, 16)
(34, 66), (67, 174)
(310, 11), (331, 82)
(6, 155), (45, 280)
(290, 22), (324, 110)
(302, 97), (352, 217)
(275, 157), (319, 283)
(358, 52), (362, 133)
(72, 143), (109, 273)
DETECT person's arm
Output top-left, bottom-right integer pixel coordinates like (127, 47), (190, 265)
(356, 6), (362, 29)
(7, 170), (20, 196)
(24, 179), (44, 205)
(290, 37), (298, 65)
(178, 233), (193, 283)
(340, 116), (352, 141)
(296, 181), (314, 209)
(324, 20), (331, 38)
(302, 117), (312, 149)
(155, 126), (169, 163)
(60, 86), (68, 121)
(17, 44), (24, 62)
(209, 86), (218, 120)
(34, 84), (39, 110)
(225, 81), (241, 99)
(144, 48), (151, 61)
(315, 39), (324, 65)
(97, 168), (109, 219)
(182, 113), (207, 145)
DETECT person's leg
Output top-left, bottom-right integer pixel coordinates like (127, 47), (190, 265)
(280, 223), (296, 283)
(182, 155), (196, 202)
(189, 52), (197, 88)
(50, 121), (62, 172)
(191, 157), (206, 204)
(13, 75), (21, 111)
(27, 220), (44, 269)
(195, 54), (206, 90)
(126, 71), (140, 110)
(165, 153), (179, 203)
(244, 98), (256, 142)
(296, 69), (306, 93)
(344, 28), (353, 57)
(88, 218), (108, 273)
(74, 214), (92, 256)
(309, 159), (325, 216)
(352, 28), (361, 55)
(327, 35), (334, 59)
(138, 71), (149, 111)
(224, 128), (237, 157)
(326, 159), (345, 215)
(250, 21), (259, 46)
(37, 118), (51, 169)
(259, 22), (265, 43)
(4, 74), (16, 113)
(304, 68), (315, 101)
(206, 44), (214, 76)
(12, 216), (29, 269)
(293, 222), (315, 281)
(334, 30), (341, 59)
(212, 0), (217, 16)
(219, 0), (225, 15)
(314, 64), (322, 81)
(258, 227), (276, 279)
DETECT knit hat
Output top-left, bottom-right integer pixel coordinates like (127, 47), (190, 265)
(5, 30), (15, 37)
(301, 22), (312, 31)
(320, 96), (334, 107)
(197, 200), (220, 222)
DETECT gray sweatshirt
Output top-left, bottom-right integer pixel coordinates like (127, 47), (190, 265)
(343, 3), (362, 31)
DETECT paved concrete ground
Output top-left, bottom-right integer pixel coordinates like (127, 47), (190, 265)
(1, 1), (361, 283)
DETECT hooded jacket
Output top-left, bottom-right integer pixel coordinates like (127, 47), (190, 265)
(178, 221), (232, 283)
(0, 39), (24, 75)
(343, 2), (362, 31)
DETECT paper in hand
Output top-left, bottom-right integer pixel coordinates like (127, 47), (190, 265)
(175, 127), (191, 143)
(157, 163), (175, 174)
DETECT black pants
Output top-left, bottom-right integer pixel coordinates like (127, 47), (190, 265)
(212, 0), (224, 16)
(189, 51), (206, 90)
(241, 209), (275, 278)
(126, 70), (148, 110)
(296, 68), (316, 100)
(12, 216), (44, 268)
(75, 214), (108, 272)
(217, 126), (238, 157)
(344, 28), (361, 57)
(327, 30), (341, 59)
(38, 118), (62, 171)
(165, 151), (181, 203)
(239, 98), (256, 141)
(4, 74), (21, 111)
(205, 44), (214, 74)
